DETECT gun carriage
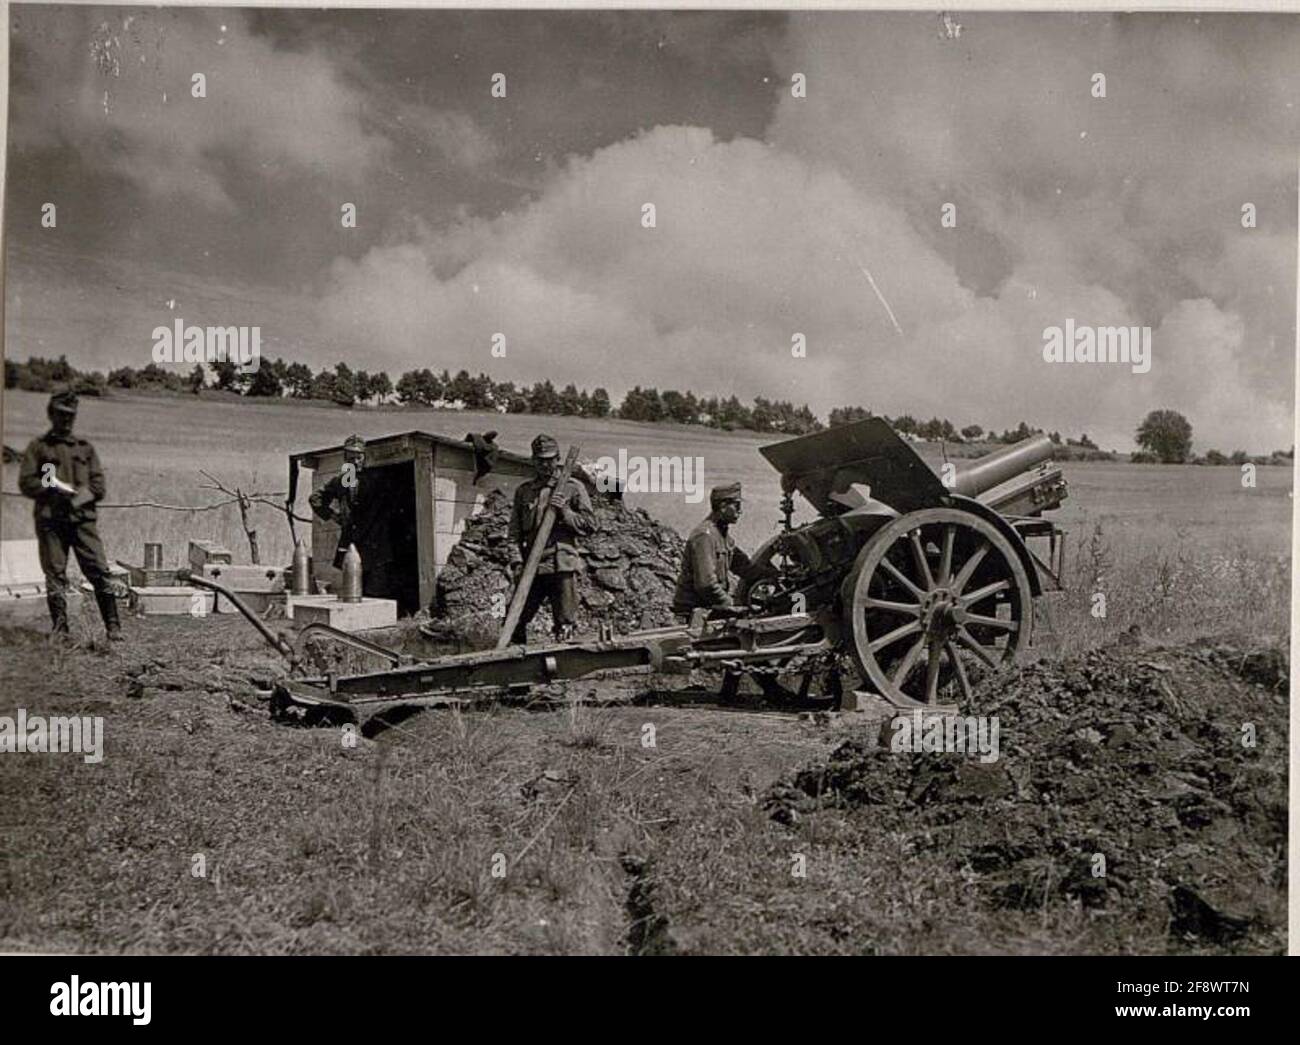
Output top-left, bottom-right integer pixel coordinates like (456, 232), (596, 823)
(194, 418), (1068, 722)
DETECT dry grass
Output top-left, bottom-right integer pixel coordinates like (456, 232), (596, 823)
(0, 601), (1287, 954)
(1038, 520), (1290, 658)
(0, 614), (827, 954)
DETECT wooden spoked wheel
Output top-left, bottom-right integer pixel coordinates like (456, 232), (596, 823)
(840, 508), (1033, 706)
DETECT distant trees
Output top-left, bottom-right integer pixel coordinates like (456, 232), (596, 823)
(2, 353), (816, 435)
(308, 368), (336, 401)
(246, 361), (284, 398)
(396, 368), (443, 406)
(10, 354), (1225, 457)
(660, 389), (698, 425)
(332, 362), (357, 406)
(619, 386), (664, 423)
(211, 360), (243, 392)
(828, 408), (961, 442)
(5, 354), (91, 393)
(1196, 446), (1289, 467)
(284, 362), (314, 398)
(1136, 409), (1193, 464)
(829, 405), (873, 428)
(106, 363), (189, 393)
(915, 417), (959, 441)
(558, 383), (585, 416)
(995, 421), (1038, 444)
(368, 371), (393, 404)
(827, 410), (1113, 453)
(444, 369), (491, 409)
(528, 380), (562, 415)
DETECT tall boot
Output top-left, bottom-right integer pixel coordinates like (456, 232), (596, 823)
(47, 589), (69, 635)
(95, 587), (123, 642)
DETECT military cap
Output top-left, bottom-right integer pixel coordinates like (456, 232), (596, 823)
(343, 434), (366, 454)
(531, 433), (560, 459)
(48, 389), (79, 415)
(710, 482), (742, 507)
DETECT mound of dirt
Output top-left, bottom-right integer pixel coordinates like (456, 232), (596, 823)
(766, 639), (1288, 952)
(434, 489), (686, 646)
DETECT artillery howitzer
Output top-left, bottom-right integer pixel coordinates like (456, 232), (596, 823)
(736, 417), (1067, 706)
(200, 418), (1067, 722)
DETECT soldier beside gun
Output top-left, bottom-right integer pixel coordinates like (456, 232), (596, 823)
(18, 390), (122, 641)
(507, 433), (596, 644)
(672, 482), (752, 619)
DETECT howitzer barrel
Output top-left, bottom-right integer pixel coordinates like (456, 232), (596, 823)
(951, 434), (1056, 498)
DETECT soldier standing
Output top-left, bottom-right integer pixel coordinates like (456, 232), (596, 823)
(309, 434), (370, 570)
(672, 482), (752, 618)
(507, 433), (596, 644)
(18, 390), (122, 640)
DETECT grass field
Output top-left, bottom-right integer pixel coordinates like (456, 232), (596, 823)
(0, 388), (1291, 955)
(3, 387), (1293, 649)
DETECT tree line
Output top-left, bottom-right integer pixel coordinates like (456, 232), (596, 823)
(826, 405), (1101, 449)
(6, 354), (819, 434)
(16, 354), (1272, 459)
(1133, 408), (1292, 466)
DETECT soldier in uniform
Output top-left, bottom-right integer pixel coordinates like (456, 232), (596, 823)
(672, 482), (752, 618)
(309, 434), (370, 570)
(18, 390), (122, 640)
(507, 433), (596, 644)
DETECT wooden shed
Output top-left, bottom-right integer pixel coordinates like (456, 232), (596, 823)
(287, 431), (534, 615)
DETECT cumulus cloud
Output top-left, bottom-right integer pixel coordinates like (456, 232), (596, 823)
(322, 126), (914, 397)
(765, 13), (1296, 448)
(11, 8), (389, 210)
(380, 104), (502, 171)
(1148, 299), (1292, 453)
(321, 22), (1296, 452)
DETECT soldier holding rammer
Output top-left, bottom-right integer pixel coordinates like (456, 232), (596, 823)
(507, 433), (597, 644)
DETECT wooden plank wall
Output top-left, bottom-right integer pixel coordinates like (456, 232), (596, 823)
(413, 444), (437, 610)
(310, 454), (343, 589)
(431, 445), (531, 575)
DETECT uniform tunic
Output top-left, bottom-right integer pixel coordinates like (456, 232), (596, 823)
(310, 471), (379, 568)
(506, 475), (596, 642)
(672, 515), (751, 613)
(18, 429), (114, 593)
(508, 476), (595, 575)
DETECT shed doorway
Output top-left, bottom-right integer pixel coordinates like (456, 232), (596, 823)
(352, 461), (420, 615)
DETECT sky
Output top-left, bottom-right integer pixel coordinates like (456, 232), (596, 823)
(4, 6), (1297, 452)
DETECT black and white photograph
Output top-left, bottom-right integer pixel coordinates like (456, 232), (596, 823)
(0, 1), (1294, 979)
